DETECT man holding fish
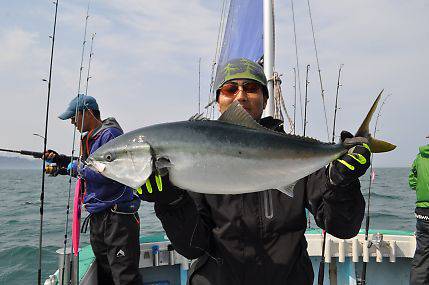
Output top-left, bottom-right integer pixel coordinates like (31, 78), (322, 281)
(86, 58), (397, 284)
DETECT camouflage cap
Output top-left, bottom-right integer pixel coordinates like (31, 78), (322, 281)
(214, 58), (268, 100)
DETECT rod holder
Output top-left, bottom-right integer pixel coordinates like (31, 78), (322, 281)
(338, 240), (345, 263)
(181, 258), (190, 270)
(389, 240), (396, 263)
(168, 244), (175, 265)
(56, 247), (80, 285)
(363, 240), (370, 263)
(152, 245), (160, 266)
(324, 239), (332, 263)
(376, 247), (383, 263)
(352, 238), (359, 263)
(56, 248), (71, 285)
(71, 252), (79, 284)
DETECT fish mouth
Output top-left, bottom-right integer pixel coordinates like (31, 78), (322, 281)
(86, 158), (106, 173)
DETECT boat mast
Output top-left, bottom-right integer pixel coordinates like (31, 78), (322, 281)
(263, 0), (275, 117)
(261, 0), (276, 220)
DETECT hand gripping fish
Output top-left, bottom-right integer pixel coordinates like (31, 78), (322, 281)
(86, 91), (395, 196)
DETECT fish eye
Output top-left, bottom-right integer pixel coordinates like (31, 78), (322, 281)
(104, 152), (116, 162)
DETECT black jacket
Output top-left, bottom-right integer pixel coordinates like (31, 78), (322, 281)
(155, 117), (365, 285)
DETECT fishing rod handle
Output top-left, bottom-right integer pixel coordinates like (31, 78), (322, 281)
(20, 150), (44, 159)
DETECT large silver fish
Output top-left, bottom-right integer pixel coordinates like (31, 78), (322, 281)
(86, 92), (395, 196)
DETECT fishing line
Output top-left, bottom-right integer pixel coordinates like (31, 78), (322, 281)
(206, 0), (228, 119)
(360, 94), (391, 285)
(37, 1), (59, 284)
(290, 0), (304, 133)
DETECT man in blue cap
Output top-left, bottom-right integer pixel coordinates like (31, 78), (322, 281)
(45, 95), (143, 285)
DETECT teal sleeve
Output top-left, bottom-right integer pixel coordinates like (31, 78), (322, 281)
(409, 158), (418, 190)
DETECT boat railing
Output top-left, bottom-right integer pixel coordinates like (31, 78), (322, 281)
(305, 230), (416, 264)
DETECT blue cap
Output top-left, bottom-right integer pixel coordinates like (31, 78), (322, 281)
(58, 95), (99, 120)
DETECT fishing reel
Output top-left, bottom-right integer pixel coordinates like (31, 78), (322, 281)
(45, 164), (68, 176)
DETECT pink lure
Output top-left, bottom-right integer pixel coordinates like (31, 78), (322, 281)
(72, 178), (83, 256)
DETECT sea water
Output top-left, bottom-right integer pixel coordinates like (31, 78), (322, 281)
(0, 168), (415, 284)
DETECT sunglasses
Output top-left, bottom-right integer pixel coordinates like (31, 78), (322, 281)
(219, 81), (261, 97)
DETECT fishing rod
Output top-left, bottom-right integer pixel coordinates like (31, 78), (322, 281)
(317, 64), (344, 285)
(84, 33), (96, 99)
(0, 148), (77, 160)
(37, 1), (59, 284)
(360, 94), (390, 285)
(293, 68), (297, 134)
(303, 64), (311, 230)
(331, 65), (343, 143)
(290, 0), (304, 132)
(306, 0), (330, 141)
(303, 64), (310, 137)
(198, 57), (201, 114)
(0, 148), (46, 159)
(59, 2), (92, 284)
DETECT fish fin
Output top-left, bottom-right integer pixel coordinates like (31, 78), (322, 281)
(354, 90), (396, 153)
(218, 101), (268, 131)
(355, 90), (383, 138)
(189, 113), (208, 121)
(276, 182), (296, 198)
(368, 137), (396, 153)
(219, 102), (328, 145)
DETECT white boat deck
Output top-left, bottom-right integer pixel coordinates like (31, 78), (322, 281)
(45, 229), (416, 285)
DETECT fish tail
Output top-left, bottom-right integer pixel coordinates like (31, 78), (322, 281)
(355, 90), (396, 153)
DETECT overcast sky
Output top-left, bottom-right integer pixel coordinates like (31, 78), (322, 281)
(0, 0), (427, 167)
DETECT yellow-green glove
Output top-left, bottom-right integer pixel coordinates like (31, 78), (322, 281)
(329, 131), (371, 186)
(136, 172), (184, 205)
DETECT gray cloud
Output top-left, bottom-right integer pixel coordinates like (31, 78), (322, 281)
(0, 0), (427, 168)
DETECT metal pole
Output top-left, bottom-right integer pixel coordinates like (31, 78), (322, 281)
(262, 0), (275, 220)
(263, 0), (275, 117)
